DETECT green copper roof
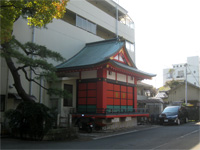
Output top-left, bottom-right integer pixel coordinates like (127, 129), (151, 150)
(110, 61), (156, 77)
(56, 38), (156, 78)
(56, 39), (124, 69)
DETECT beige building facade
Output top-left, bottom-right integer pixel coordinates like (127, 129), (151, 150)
(1, 0), (136, 124)
(168, 82), (200, 106)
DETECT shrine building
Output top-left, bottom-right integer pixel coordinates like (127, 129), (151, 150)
(56, 38), (156, 129)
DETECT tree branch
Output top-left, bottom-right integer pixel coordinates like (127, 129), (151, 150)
(30, 67), (41, 76)
(22, 68), (48, 90)
(15, 65), (29, 72)
(0, 5), (16, 8)
(13, 38), (31, 55)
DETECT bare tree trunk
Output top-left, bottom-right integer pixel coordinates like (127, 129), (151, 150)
(2, 43), (35, 102)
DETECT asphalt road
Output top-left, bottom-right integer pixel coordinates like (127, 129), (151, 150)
(1, 122), (200, 149)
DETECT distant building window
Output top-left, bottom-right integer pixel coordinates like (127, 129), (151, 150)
(126, 41), (134, 52)
(177, 70), (184, 78)
(63, 84), (73, 107)
(167, 73), (173, 79)
(76, 15), (96, 34)
(0, 95), (5, 112)
(194, 71), (196, 74)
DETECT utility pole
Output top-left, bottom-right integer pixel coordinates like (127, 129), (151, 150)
(184, 63), (188, 105)
(116, 3), (118, 38)
(29, 27), (35, 95)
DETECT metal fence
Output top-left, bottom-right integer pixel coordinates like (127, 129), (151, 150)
(70, 108), (149, 115)
(186, 106), (200, 121)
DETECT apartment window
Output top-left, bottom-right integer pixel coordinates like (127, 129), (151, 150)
(126, 41), (134, 52)
(167, 73), (173, 79)
(63, 84), (73, 107)
(76, 15), (96, 34)
(177, 70), (184, 78)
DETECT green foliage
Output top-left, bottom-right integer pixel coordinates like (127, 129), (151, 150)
(5, 101), (55, 140)
(159, 85), (171, 92)
(47, 87), (72, 99)
(166, 80), (181, 89)
(0, 0), (68, 44)
(168, 69), (175, 74)
(1, 37), (65, 90)
(0, 0), (69, 100)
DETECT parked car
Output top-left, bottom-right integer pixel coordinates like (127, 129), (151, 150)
(159, 106), (189, 125)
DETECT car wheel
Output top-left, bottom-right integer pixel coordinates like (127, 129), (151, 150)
(177, 119), (181, 125)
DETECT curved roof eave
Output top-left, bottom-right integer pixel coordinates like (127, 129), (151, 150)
(109, 60), (156, 78)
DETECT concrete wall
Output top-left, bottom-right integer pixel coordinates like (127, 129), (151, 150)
(187, 56), (200, 86)
(103, 117), (137, 130)
(117, 73), (126, 82)
(107, 71), (116, 80)
(81, 70), (97, 79)
(107, 70), (135, 84)
(68, 0), (134, 43)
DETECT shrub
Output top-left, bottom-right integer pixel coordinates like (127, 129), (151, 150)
(5, 101), (54, 140)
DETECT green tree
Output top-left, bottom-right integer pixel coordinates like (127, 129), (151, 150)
(166, 80), (181, 89)
(1, 0), (68, 44)
(0, 0), (69, 101)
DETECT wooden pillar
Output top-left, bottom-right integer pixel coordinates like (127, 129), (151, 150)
(134, 78), (137, 109)
(97, 81), (107, 113)
(96, 68), (107, 113)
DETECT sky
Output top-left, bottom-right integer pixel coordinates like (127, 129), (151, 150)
(118, 0), (200, 88)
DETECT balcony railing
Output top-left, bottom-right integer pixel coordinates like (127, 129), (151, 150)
(70, 108), (149, 116)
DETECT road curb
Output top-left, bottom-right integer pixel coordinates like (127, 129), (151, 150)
(92, 125), (160, 140)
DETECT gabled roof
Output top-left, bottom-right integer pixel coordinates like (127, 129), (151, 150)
(56, 38), (156, 79)
(168, 81), (200, 93)
(155, 92), (168, 99)
(57, 38), (128, 69)
(138, 98), (164, 104)
(110, 61), (155, 78)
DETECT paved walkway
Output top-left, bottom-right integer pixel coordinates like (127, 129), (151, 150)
(78, 124), (159, 141)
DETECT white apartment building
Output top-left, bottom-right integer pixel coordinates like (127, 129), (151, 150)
(1, 0), (135, 117)
(163, 56), (200, 87)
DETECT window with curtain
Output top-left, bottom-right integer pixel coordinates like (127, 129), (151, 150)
(76, 15), (97, 34)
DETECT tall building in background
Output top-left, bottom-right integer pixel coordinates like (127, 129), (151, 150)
(163, 56), (200, 87)
(1, 0), (135, 104)
(1, 0), (139, 128)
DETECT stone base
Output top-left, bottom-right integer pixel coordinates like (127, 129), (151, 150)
(98, 117), (137, 130)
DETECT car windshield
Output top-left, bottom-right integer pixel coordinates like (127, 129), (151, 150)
(162, 107), (179, 115)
